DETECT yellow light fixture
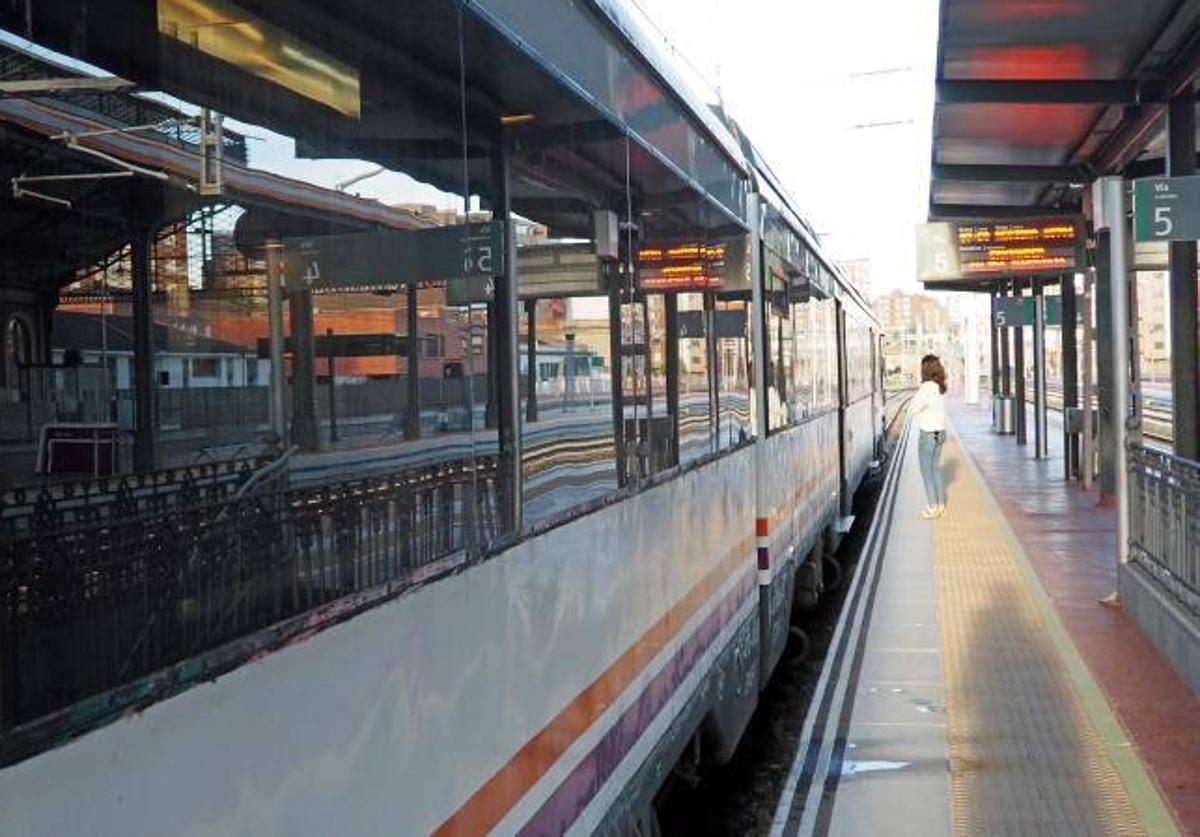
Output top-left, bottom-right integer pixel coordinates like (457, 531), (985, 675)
(157, 0), (361, 118)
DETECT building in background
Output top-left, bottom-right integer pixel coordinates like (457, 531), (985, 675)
(1137, 270), (1170, 386)
(840, 257), (873, 302)
(873, 289), (960, 387)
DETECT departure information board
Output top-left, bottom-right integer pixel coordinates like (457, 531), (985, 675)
(917, 218), (1083, 282)
(636, 236), (749, 292)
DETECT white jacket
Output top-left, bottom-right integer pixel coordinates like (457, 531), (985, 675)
(911, 380), (946, 433)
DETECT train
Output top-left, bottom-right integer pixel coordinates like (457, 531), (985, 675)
(0, 2), (885, 834)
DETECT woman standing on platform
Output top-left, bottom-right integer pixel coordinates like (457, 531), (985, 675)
(913, 354), (948, 519)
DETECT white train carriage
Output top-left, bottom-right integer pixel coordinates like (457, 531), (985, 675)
(0, 1), (884, 834)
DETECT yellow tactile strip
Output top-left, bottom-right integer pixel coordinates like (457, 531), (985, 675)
(932, 436), (1146, 836)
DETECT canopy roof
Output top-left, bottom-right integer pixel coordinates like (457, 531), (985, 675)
(930, 0), (1200, 221)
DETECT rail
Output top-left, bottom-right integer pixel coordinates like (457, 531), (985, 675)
(0, 454), (498, 733)
(1127, 444), (1200, 618)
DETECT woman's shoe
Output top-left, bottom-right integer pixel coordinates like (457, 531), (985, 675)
(921, 506), (938, 520)
(935, 505), (946, 518)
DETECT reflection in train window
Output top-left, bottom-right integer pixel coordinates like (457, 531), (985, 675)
(716, 299), (753, 448)
(519, 295), (617, 529)
(676, 293), (712, 465)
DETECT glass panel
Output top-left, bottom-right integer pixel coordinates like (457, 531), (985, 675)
(715, 298), (753, 448)
(676, 292), (712, 464)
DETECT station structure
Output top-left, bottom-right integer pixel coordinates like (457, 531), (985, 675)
(774, 0), (1200, 832)
(0, 1), (1198, 836)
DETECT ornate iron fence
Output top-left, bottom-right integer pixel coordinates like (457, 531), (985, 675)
(0, 455), (498, 730)
(1127, 444), (1200, 617)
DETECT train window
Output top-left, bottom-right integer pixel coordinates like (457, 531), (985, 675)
(519, 295), (618, 529)
(715, 299), (754, 448)
(676, 292), (713, 464)
(791, 299), (814, 420)
(812, 299), (829, 411)
(765, 288), (791, 433)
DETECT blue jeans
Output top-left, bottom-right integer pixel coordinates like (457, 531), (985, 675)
(918, 430), (946, 507)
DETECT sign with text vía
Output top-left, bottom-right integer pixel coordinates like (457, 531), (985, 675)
(1133, 175), (1200, 242)
(283, 222), (504, 303)
(917, 218), (1083, 282)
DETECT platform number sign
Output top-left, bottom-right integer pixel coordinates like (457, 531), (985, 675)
(1134, 175), (1200, 242)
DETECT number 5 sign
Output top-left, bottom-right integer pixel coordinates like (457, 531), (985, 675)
(1134, 175), (1200, 242)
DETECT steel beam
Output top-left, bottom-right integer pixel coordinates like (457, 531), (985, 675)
(929, 203), (1081, 220)
(937, 79), (1162, 105)
(1167, 92), (1200, 461)
(932, 163), (1084, 183)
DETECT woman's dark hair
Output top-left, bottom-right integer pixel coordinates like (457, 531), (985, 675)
(921, 354), (947, 394)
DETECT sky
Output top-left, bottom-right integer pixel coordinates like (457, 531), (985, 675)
(634, 0), (941, 297)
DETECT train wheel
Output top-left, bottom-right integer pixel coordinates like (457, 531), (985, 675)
(822, 553), (843, 593)
(788, 625), (811, 663)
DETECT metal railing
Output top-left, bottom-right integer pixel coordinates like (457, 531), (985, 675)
(1128, 444), (1200, 617)
(0, 454), (498, 731)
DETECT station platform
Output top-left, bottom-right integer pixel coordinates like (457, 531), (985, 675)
(772, 400), (1200, 837)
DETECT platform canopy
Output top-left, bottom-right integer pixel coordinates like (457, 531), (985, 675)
(929, 0), (1200, 230)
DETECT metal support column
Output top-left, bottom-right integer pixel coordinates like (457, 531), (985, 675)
(524, 298), (538, 424)
(1095, 229), (1116, 503)
(1082, 269), (1095, 490)
(1033, 280), (1048, 459)
(1101, 176), (1132, 563)
(1061, 274), (1079, 479)
(325, 328), (338, 443)
(406, 283), (420, 440)
(491, 146), (522, 534)
(704, 292), (719, 451)
(990, 292), (1000, 396)
(288, 288), (319, 452)
(265, 240), (287, 444)
(131, 224), (156, 472)
(665, 293), (680, 467)
(608, 276), (626, 487)
(1167, 92), (1200, 460)
(1014, 280), (1027, 445)
(1000, 282), (1012, 397)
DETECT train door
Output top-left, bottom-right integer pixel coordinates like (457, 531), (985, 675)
(835, 299), (851, 516)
